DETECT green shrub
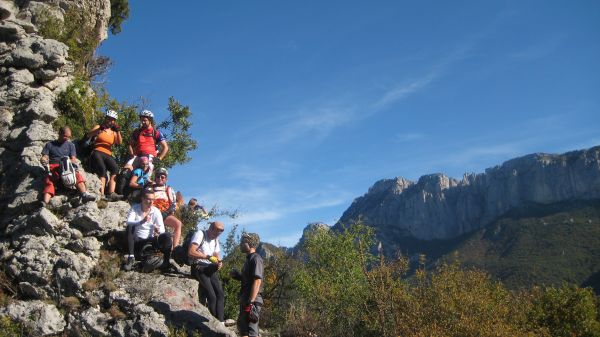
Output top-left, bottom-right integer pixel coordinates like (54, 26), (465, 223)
(109, 0), (130, 35)
(528, 284), (600, 337)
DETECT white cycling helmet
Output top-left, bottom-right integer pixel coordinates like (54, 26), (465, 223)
(105, 109), (118, 119)
(139, 109), (154, 119)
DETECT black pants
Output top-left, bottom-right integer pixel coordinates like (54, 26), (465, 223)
(192, 263), (224, 321)
(127, 224), (172, 265)
(90, 150), (119, 178)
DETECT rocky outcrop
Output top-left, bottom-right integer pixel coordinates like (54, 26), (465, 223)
(338, 147), (600, 241)
(0, 3), (238, 336)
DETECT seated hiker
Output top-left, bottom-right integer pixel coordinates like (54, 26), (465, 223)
(86, 109), (123, 201)
(152, 168), (182, 247)
(188, 221), (225, 322)
(127, 155), (152, 202)
(123, 189), (173, 272)
(123, 110), (168, 176)
(39, 126), (95, 208)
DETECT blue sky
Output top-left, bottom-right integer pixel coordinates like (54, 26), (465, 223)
(99, 0), (600, 247)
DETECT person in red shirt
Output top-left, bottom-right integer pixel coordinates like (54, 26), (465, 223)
(123, 110), (168, 176)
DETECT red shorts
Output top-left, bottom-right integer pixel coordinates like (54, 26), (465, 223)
(43, 163), (85, 196)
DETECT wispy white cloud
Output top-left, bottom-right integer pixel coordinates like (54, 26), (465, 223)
(394, 132), (425, 143)
(509, 35), (564, 61)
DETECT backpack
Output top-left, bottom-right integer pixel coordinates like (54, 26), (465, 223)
(132, 128), (162, 152)
(74, 136), (95, 159)
(173, 230), (204, 266)
(59, 156), (77, 189)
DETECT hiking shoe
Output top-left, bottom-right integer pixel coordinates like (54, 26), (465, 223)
(108, 192), (123, 201)
(80, 192), (96, 203)
(38, 200), (47, 209)
(123, 256), (135, 271)
(160, 261), (178, 274)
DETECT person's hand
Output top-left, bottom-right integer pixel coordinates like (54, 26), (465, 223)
(230, 268), (240, 279)
(152, 156), (161, 168)
(40, 158), (48, 166)
(144, 214), (151, 223)
(217, 261), (223, 270)
(111, 123), (121, 132)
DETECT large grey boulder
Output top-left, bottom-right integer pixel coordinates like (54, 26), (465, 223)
(112, 272), (236, 337)
(0, 300), (66, 336)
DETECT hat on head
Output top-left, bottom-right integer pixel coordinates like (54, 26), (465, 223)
(241, 233), (260, 248)
(155, 167), (168, 176)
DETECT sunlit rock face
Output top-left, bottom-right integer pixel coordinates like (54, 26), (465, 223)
(339, 147), (600, 240)
(0, 3), (239, 336)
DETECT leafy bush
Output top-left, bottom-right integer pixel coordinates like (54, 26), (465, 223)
(109, 0), (130, 35)
(528, 285), (600, 337)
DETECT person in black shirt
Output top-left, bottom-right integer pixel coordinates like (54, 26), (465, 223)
(231, 233), (263, 337)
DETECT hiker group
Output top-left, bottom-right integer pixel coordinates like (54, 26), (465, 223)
(39, 109), (263, 336)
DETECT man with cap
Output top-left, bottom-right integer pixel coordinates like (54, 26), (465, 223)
(188, 221), (226, 322)
(231, 233), (263, 337)
(152, 167), (182, 247)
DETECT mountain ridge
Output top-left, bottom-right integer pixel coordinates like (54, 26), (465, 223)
(336, 146), (600, 244)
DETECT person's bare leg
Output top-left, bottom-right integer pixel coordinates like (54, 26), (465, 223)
(76, 181), (87, 193)
(43, 193), (52, 203)
(108, 174), (117, 194)
(100, 176), (106, 195)
(164, 216), (182, 247)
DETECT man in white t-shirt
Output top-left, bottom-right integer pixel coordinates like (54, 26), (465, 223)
(123, 189), (173, 272)
(188, 221), (225, 322)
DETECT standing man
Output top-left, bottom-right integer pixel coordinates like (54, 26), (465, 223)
(123, 189), (173, 272)
(123, 110), (168, 176)
(231, 233), (263, 337)
(188, 221), (225, 322)
(39, 126), (95, 207)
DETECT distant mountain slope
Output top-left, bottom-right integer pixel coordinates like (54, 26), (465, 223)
(447, 199), (600, 291)
(338, 146), (600, 245)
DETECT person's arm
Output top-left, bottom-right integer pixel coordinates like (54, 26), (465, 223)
(114, 130), (122, 145)
(157, 140), (168, 160)
(129, 172), (141, 188)
(153, 208), (165, 234)
(40, 154), (49, 165)
(188, 243), (213, 260)
(249, 278), (262, 303)
(125, 207), (140, 226)
(86, 125), (101, 138)
(68, 143), (80, 165)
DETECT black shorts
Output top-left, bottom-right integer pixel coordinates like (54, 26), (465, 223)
(90, 150), (119, 177)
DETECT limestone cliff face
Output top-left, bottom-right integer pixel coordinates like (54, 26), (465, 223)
(338, 147), (600, 240)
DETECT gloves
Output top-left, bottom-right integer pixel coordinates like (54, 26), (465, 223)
(111, 124), (121, 132)
(243, 304), (252, 313)
(209, 256), (219, 264)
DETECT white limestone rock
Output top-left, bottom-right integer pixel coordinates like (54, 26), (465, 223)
(0, 300), (66, 336)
